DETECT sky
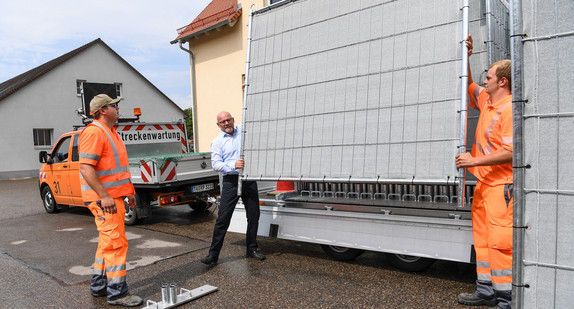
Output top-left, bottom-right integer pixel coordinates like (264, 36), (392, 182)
(0, 0), (212, 110)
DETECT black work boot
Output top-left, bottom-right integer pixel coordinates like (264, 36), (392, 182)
(201, 254), (218, 265)
(246, 250), (266, 260)
(458, 292), (497, 306)
(107, 294), (143, 307)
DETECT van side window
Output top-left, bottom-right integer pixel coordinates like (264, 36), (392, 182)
(52, 137), (71, 163)
(71, 134), (80, 162)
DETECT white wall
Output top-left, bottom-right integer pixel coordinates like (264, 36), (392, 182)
(0, 42), (186, 179)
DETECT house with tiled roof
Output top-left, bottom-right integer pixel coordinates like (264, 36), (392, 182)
(0, 39), (187, 179)
(171, 0), (281, 152)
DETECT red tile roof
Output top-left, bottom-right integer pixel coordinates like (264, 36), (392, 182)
(172, 0), (242, 43)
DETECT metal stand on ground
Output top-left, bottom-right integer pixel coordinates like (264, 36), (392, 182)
(141, 283), (218, 309)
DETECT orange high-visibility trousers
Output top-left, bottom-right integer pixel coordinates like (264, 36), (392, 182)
(87, 197), (129, 300)
(472, 181), (513, 306)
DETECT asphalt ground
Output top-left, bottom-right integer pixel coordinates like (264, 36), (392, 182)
(0, 178), (492, 308)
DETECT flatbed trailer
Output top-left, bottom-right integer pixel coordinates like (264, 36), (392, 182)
(232, 187), (473, 270)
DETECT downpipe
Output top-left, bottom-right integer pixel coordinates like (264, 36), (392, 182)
(179, 41), (199, 153)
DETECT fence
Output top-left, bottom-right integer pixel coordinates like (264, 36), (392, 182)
(242, 0), (510, 206)
(512, 0), (574, 307)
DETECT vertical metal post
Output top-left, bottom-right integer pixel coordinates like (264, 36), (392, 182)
(485, 0), (494, 65)
(238, 6), (256, 196)
(169, 283), (177, 304)
(458, 0), (470, 208)
(510, 0), (525, 307)
(161, 283), (169, 304)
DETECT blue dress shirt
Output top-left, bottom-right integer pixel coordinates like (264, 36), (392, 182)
(210, 124), (242, 176)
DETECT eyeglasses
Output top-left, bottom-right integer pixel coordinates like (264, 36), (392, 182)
(218, 118), (233, 124)
(104, 103), (119, 109)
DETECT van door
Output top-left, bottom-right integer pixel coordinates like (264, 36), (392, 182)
(68, 133), (83, 205)
(48, 136), (73, 205)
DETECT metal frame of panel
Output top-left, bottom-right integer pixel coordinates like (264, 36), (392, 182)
(240, 0), (510, 204)
(242, 0), (467, 184)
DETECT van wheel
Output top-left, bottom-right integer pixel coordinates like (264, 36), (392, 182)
(321, 245), (365, 261)
(42, 186), (60, 213)
(386, 254), (435, 272)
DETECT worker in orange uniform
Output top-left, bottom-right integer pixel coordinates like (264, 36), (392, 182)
(79, 94), (143, 307)
(456, 35), (513, 309)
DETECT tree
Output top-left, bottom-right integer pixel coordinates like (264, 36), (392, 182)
(183, 108), (194, 150)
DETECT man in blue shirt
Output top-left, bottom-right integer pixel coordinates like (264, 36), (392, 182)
(201, 111), (265, 265)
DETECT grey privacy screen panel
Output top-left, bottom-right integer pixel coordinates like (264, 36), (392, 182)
(519, 0), (574, 307)
(242, 0), (508, 183)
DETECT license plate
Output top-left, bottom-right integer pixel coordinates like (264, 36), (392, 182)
(191, 183), (214, 192)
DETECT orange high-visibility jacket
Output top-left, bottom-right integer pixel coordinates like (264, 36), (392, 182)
(79, 120), (135, 202)
(468, 83), (513, 186)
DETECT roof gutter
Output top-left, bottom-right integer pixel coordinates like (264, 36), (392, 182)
(178, 41), (199, 152)
(170, 4), (242, 45)
(170, 20), (232, 44)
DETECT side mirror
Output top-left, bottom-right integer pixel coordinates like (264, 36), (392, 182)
(39, 151), (52, 164)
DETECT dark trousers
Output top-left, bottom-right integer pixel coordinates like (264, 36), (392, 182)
(208, 175), (260, 257)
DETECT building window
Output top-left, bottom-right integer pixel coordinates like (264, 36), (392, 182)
(82, 82), (122, 117)
(76, 80), (85, 96)
(33, 129), (53, 147)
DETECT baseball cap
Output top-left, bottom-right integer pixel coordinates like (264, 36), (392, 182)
(90, 94), (122, 113)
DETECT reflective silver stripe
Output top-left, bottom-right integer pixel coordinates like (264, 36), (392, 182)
(80, 166), (129, 179)
(94, 257), (105, 265)
(81, 178), (131, 191)
(485, 101), (512, 138)
(96, 166), (129, 177)
(476, 261), (490, 269)
(492, 268), (513, 277)
(80, 152), (101, 161)
(107, 276), (126, 285)
(492, 282), (512, 291)
(475, 140), (491, 155)
(93, 268), (105, 276)
(501, 136), (513, 145)
(484, 101), (512, 151)
(101, 178), (131, 189)
(106, 264), (126, 273)
(477, 273), (491, 281)
(91, 121), (121, 168)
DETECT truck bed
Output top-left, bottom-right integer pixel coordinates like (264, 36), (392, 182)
(230, 193), (474, 263)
